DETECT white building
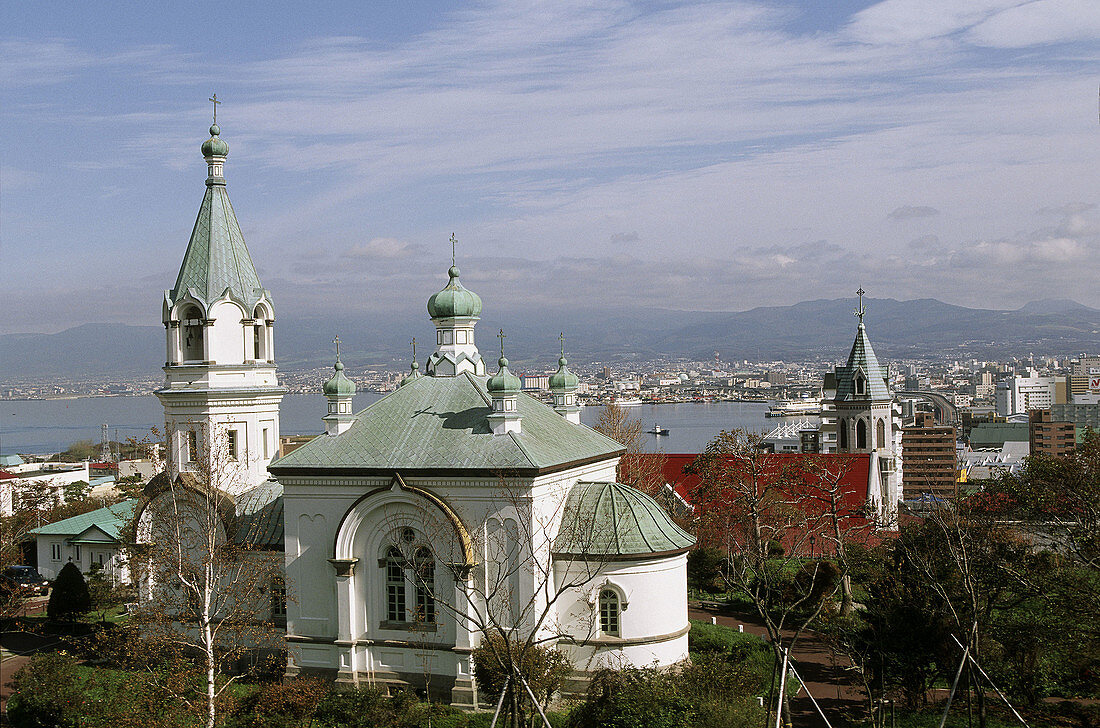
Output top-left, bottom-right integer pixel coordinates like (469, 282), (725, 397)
(270, 262), (694, 704)
(29, 500), (138, 582)
(995, 371), (1066, 416)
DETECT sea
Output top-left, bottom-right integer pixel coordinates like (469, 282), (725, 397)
(0, 394), (785, 457)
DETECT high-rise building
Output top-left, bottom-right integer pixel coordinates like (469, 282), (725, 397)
(1029, 409), (1076, 458)
(903, 412), (957, 500)
(995, 371), (1067, 416)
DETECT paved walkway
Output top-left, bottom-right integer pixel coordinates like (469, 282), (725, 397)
(1, 597), (53, 724)
(689, 604), (866, 727)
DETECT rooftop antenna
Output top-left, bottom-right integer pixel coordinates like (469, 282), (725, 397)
(209, 92), (221, 125)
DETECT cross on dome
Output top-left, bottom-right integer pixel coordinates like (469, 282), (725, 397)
(855, 287), (866, 325)
(560, 332), (565, 358)
(497, 329), (506, 359)
(209, 93), (221, 124)
(333, 334), (341, 361)
(450, 233), (457, 267)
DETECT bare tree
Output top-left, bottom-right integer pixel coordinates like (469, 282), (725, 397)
(129, 423), (283, 728)
(594, 402), (667, 500)
(689, 429), (840, 725)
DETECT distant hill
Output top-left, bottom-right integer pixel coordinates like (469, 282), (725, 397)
(3, 298), (1098, 379)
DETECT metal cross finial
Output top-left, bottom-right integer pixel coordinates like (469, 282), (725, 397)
(333, 335), (341, 360)
(498, 329), (506, 359)
(450, 233), (457, 267)
(410, 337), (417, 360)
(559, 332), (565, 358)
(855, 287), (866, 323)
(209, 93), (221, 125)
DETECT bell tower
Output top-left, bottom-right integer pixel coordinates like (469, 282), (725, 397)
(156, 102), (285, 493)
(821, 289), (903, 522)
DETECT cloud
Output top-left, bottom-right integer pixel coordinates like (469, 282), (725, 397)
(346, 237), (422, 260)
(888, 205), (940, 220)
(609, 231), (639, 244)
(1038, 202), (1095, 216)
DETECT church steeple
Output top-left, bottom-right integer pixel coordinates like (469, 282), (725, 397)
(322, 336), (357, 436)
(549, 333), (581, 424)
(156, 108), (284, 492)
(425, 235), (485, 377)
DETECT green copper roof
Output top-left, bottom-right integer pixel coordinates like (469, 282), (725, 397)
(201, 124), (228, 157)
(833, 323), (891, 401)
(487, 357), (521, 394)
(549, 356), (579, 391)
(553, 481), (694, 559)
(169, 128), (267, 311)
(427, 265), (482, 319)
(269, 371), (624, 474)
(323, 361), (357, 396)
(29, 500), (138, 540)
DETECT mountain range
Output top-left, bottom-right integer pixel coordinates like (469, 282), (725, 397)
(3, 297), (1098, 379)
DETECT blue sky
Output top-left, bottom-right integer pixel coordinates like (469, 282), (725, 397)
(2, 0), (1099, 334)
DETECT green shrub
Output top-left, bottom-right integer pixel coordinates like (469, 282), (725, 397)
(568, 666), (693, 728)
(7, 652), (85, 728)
(227, 678), (330, 728)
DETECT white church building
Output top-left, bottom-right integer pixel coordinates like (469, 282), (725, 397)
(151, 118), (694, 705)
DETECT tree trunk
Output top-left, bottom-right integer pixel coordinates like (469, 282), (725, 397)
(205, 620), (216, 728)
(839, 573), (854, 616)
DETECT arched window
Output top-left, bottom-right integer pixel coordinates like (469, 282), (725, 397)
(876, 419), (886, 449)
(385, 547), (406, 623)
(414, 546), (435, 625)
(181, 306), (204, 361)
(855, 375), (865, 395)
(599, 589), (621, 637)
(856, 419), (868, 449)
(252, 305), (268, 361)
(838, 419), (848, 451)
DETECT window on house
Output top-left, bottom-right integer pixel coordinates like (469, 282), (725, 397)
(271, 577), (287, 619)
(51, 543), (63, 561)
(74, 545), (81, 562)
(385, 547), (406, 622)
(414, 546), (435, 625)
(599, 589), (621, 637)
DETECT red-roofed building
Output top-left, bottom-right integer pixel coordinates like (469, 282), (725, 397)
(624, 452), (895, 555)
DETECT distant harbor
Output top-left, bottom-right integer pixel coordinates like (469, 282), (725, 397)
(0, 395), (787, 455)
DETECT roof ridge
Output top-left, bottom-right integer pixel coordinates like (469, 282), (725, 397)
(507, 430), (539, 469)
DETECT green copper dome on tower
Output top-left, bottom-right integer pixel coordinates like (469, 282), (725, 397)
(323, 360), (356, 397)
(487, 356), (521, 394)
(427, 265), (482, 320)
(400, 360), (421, 387)
(201, 124), (229, 158)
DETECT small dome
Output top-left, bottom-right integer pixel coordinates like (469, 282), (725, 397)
(427, 265), (482, 319)
(549, 355), (579, 391)
(323, 360), (356, 396)
(553, 481), (695, 558)
(201, 124), (229, 158)
(400, 360), (421, 387)
(487, 357), (521, 394)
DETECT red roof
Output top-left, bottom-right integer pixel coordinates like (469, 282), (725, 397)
(623, 452), (893, 552)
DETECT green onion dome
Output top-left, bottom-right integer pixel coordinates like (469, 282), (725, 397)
(427, 265), (482, 319)
(548, 356), (579, 391)
(323, 360), (356, 396)
(400, 360), (421, 387)
(553, 481), (695, 558)
(201, 124), (229, 157)
(487, 356), (521, 394)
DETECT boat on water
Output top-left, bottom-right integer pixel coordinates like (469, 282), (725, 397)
(647, 424), (671, 436)
(613, 398), (643, 407)
(766, 398), (821, 418)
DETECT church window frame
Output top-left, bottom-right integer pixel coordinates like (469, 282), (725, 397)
(379, 535), (438, 630)
(186, 430), (199, 463)
(180, 305), (205, 362)
(456, 329), (468, 345)
(876, 419), (886, 449)
(599, 589), (621, 637)
(227, 429), (239, 461)
(856, 419), (868, 450)
(855, 375), (865, 396)
(838, 419), (848, 450)
(384, 546), (407, 623)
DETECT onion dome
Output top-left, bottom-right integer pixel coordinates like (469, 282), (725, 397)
(201, 124), (229, 158)
(323, 360), (356, 396)
(553, 481), (695, 558)
(487, 356), (521, 394)
(549, 355), (579, 391)
(427, 265), (482, 319)
(400, 360), (421, 387)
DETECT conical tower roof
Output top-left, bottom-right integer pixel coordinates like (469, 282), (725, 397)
(169, 123), (267, 310)
(833, 292), (891, 401)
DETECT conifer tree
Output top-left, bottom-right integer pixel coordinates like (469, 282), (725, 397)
(47, 562), (91, 621)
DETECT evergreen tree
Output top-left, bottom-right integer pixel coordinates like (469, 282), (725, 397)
(47, 562), (91, 621)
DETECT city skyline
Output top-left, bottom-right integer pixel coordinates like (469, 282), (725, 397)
(3, 0), (1099, 335)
